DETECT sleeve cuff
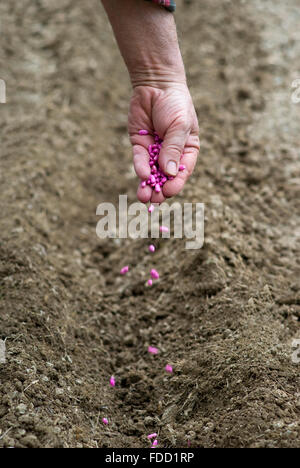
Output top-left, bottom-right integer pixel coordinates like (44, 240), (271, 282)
(145, 0), (176, 12)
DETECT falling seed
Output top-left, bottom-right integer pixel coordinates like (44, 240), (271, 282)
(139, 129), (149, 136)
(110, 376), (116, 387)
(151, 439), (158, 448)
(150, 269), (159, 280)
(147, 279), (153, 287)
(148, 204), (155, 213)
(165, 364), (173, 373)
(160, 226), (169, 233)
(120, 266), (129, 275)
(102, 418), (108, 425)
(179, 164), (186, 171)
(147, 433), (158, 439)
(148, 346), (158, 355)
(148, 245), (155, 253)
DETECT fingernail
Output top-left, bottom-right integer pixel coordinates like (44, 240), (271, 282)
(166, 161), (177, 176)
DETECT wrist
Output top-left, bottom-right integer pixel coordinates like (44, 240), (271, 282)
(130, 64), (186, 89)
(102, 0), (186, 89)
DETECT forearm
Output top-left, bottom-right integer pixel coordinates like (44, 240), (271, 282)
(101, 0), (186, 88)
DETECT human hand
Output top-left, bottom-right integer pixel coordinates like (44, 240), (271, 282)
(101, 0), (199, 203)
(128, 83), (200, 204)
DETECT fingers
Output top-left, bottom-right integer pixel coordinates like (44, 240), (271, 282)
(137, 181), (166, 203)
(162, 134), (199, 199)
(133, 144), (151, 181)
(137, 183), (152, 203)
(132, 124), (199, 202)
(150, 190), (165, 204)
(158, 123), (189, 177)
(136, 132), (199, 202)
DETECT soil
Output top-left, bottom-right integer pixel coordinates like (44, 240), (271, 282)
(0, 0), (300, 448)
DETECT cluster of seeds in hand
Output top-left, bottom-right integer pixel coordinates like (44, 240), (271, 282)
(139, 130), (185, 194)
(140, 131), (172, 193)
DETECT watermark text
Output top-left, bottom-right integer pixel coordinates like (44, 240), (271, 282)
(291, 79), (300, 104)
(0, 79), (6, 103)
(96, 196), (204, 250)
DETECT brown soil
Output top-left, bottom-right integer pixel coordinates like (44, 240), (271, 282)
(0, 0), (299, 448)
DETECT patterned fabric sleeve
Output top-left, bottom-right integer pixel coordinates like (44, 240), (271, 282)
(145, 0), (176, 12)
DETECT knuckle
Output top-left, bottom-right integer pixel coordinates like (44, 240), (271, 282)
(164, 142), (183, 159)
(175, 116), (190, 132)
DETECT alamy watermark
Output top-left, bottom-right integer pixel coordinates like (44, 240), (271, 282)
(0, 79), (6, 104)
(291, 339), (300, 364)
(0, 340), (6, 364)
(291, 79), (300, 104)
(96, 195), (204, 250)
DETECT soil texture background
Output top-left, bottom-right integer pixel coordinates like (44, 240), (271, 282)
(0, 0), (300, 448)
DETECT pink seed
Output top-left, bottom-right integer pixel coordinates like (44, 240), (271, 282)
(148, 346), (158, 355)
(147, 433), (158, 439)
(160, 226), (169, 233)
(151, 439), (158, 448)
(165, 364), (173, 373)
(147, 279), (153, 287)
(110, 376), (116, 387)
(149, 244), (155, 253)
(150, 269), (159, 280)
(139, 129), (149, 135)
(141, 181), (146, 188)
(155, 184), (161, 193)
(148, 204), (155, 213)
(102, 418), (108, 425)
(120, 266), (129, 275)
(179, 164), (186, 171)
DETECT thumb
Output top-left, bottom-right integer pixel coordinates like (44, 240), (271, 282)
(158, 126), (188, 177)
